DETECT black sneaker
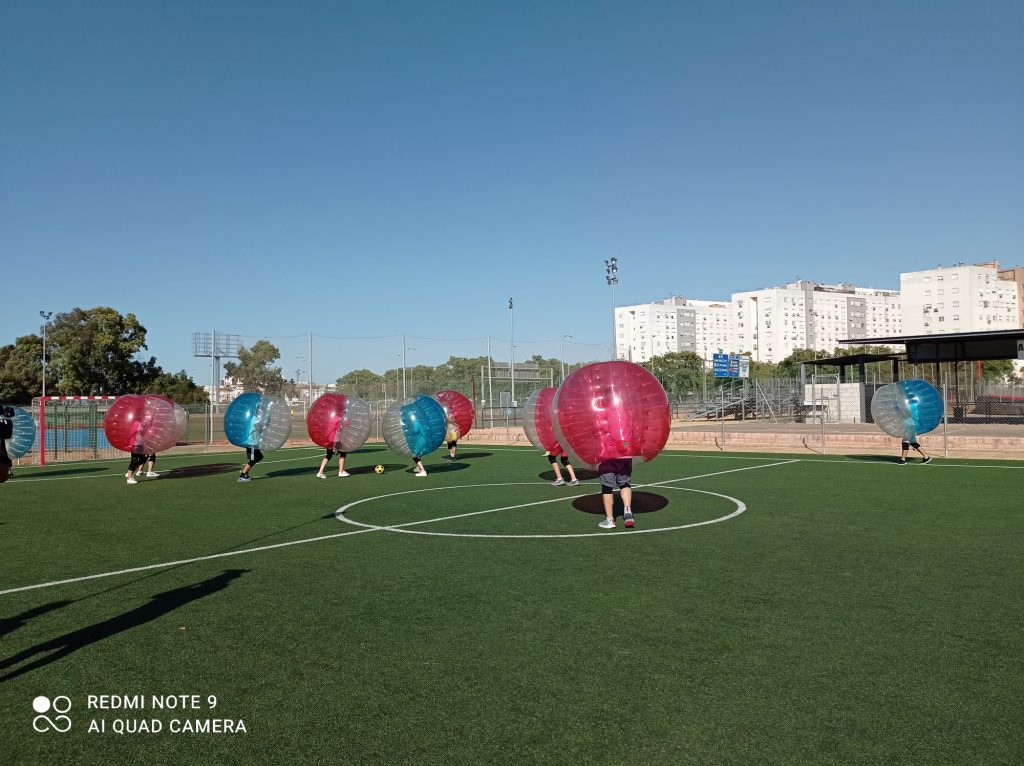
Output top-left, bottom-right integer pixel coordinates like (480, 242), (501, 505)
(897, 458), (907, 465)
(922, 456), (932, 464)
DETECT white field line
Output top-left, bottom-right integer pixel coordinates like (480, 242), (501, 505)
(6, 451), (326, 483)
(0, 459), (796, 596)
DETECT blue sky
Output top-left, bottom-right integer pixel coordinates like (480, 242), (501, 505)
(3, 0), (1022, 385)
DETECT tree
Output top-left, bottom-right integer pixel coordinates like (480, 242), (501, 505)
(741, 355), (777, 379)
(0, 334), (43, 402)
(223, 340), (287, 394)
(146, 370), (210, 404)
(647, 352), (707, 396)
(981, 359), (1015, 383)
(45, 307), (159, 394)
(774, 349), (830, 379)
(336, 369), (384, 399)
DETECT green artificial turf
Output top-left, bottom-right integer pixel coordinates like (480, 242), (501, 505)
(0, 445), (1021, 765)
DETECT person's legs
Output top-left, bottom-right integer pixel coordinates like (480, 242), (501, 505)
(338, 451), (350, 476)
(620, 482), (635, 528)
(413, 456), (426, 476)
(911, 442), (932, 463)
(598, 473), (616, 528)
(240, 448), (263, 480)
(317, 449), (333, 478)
(145, 454), (158, 477)
(562, 456), (578, 485)
(448, 440), (457, 459)
(899, 441), (910, 464)
(548, 454), (564, 485)
(126, 453), (146, 483)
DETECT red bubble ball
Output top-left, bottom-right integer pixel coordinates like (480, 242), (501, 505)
(552, 361), (670, 467)
(434, 390), (475, 439)
(306, 393), (372, 452)
(103, 395), (179, 454)
(522, 387), (563, 455)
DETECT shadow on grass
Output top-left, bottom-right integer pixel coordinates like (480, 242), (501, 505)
(571, 491), (669, 517)
(450, 451), (492, 460)
(344, 463), (406, 476)
(0, 570), (248, 683)
(0, 601), (74, 639)
(265, 462), (410, 478)
(538, 469), (601, 482)
(160, 463), (239, 480)
(845, 454), (902, 464)
(15, 466), (109, 478)
(419, 463), (470, 475)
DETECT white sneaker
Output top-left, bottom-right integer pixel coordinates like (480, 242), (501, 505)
(316, 473), (327, 479)
(338, 471), (351, 477)
(135, 470), (143, 477)
(551, 478), (566, 486)
(598, 518), (615, 529)
(415, 470), (427, 477)
(623, 509), (636, 528)
(145, 471), (160, 478)
(126, 476), (138, 485)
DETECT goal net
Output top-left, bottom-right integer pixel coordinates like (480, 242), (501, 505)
(30, 396), (119, 465)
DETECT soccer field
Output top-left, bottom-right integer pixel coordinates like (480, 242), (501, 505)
(1, 445), (1021, 765)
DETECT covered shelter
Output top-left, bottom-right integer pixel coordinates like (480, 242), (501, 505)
(838, 328), (1024, 383)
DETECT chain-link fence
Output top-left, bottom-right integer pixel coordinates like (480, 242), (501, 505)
(11, 376), (1024, 466)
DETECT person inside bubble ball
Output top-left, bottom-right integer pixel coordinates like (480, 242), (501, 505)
(124, 414), (151, 485)
(316, 413), (351, 478)
(408, 415), (428, 477)
(237, 403), (268, 483)
(597, 457), (634, 529)
(898, 439), (932, 465)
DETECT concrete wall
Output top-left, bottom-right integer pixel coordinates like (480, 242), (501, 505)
(803, 382), (865, 422)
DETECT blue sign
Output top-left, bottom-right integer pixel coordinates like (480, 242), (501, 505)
(713, 353), (737, 378)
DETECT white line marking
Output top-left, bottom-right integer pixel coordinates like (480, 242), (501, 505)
(0, 527), (378, 597)
(335, 484), (746, 539)
(0, 459), (793, 595)
(7, 451), (327, 483)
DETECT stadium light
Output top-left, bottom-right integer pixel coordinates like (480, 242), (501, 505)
(560, 335), (572, 381)
(40, 311), (53, 398)
(605, 258), (618, 360)
(509, 298), (515, 406)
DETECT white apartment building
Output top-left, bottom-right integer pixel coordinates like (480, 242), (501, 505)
(616, 282), (901, 365)
(733, 281), (901, 363)
(900, 262), (1022, 335)
(614, 297), (730, 363)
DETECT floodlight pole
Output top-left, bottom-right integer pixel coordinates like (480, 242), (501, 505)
(487, 336), (493, 425)
(402, 334), (408, 399)
(605, 257), (618, 360)
(39, 311), (52, 397)
(509, 298), (515, 406)
(560, 334), (571, 382)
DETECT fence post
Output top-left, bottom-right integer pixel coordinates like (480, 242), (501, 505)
(942, 382), (949, 458)
(720, 386), (725, 451)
